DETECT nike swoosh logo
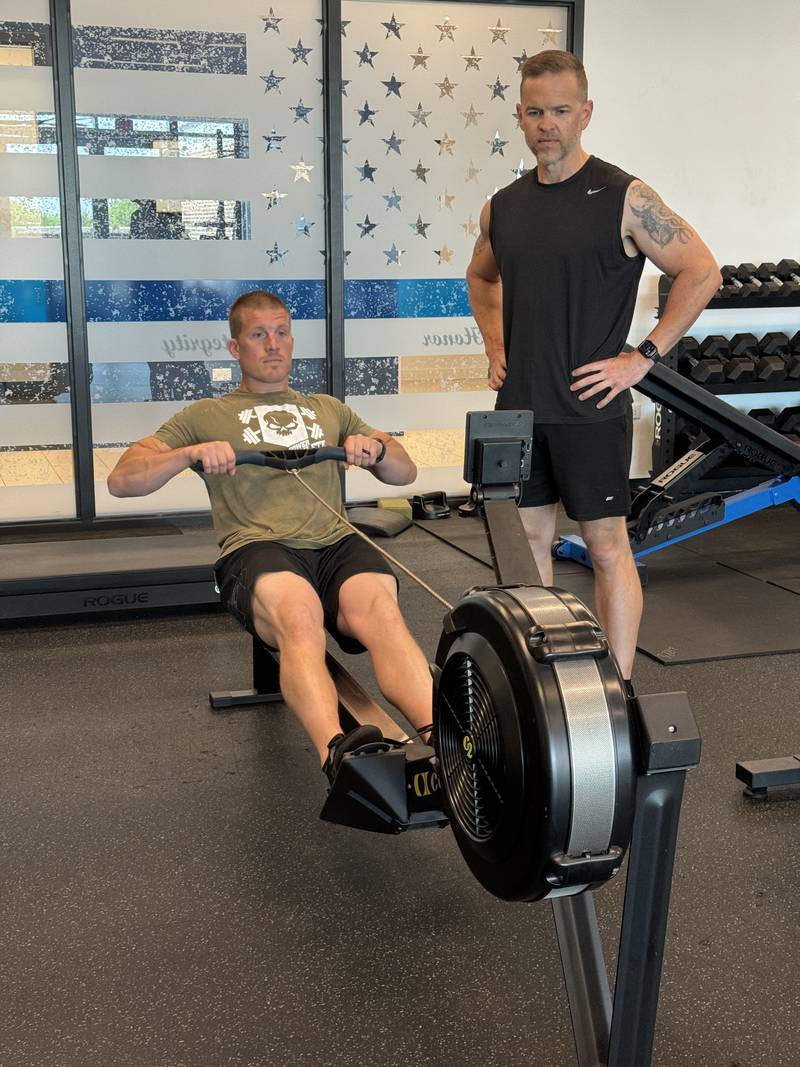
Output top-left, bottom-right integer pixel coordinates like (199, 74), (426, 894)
(587, 187), (606, 195)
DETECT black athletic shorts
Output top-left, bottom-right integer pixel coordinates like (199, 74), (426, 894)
(520, 410), (633, 521)
(214, 534), (397, 655)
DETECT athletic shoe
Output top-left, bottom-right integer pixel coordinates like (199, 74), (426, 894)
(322, 725), (385, 786)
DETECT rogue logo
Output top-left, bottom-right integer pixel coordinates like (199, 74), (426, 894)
(83, 591), (150, 608)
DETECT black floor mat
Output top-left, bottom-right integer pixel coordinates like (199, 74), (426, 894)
(413, 514), (800, 664)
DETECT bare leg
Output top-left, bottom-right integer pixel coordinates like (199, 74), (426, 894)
(336, 573), (433, 736)
(250, 572), (341, 763)
(519, 503), (560, 587)
(579, 516), (642, 679)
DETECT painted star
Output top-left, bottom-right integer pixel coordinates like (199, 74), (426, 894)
(315, 17), (349, 37)
(436, 189), (456, 211)
(265, 241), (287, 263)
(540, 21), (562, 46)
(382, 13), (405, 39)
(435, 75), (458, 99)
(356, 159), (377, 182)
(513, 50), (529, 73)
(411, 214), (431, 238)
(462, 103), (483, 127)
(382, 130), (403, 155)
(319, 136), (350, 154)
(411, 160), (430, 183)
(382, 73), (404, 97)
(435, 132), (456, 156)
(466, 160), (481, 182)
(289, 158), (314, 182)
(462, 216), (479, 237)
(357, 100), (378, 126)
(289, 39), (312, 65)
(263, 129), (286, 152)
(321, 248), (351, 264)
(436, 17), (458, 42)
(289, 100), (313, 123)
(409, 45), (431, 70)
(383, 187), (402, 210)
(489, 19), (510, 44)
(357, 215), (377, 238)
(383, 243), (403, 264)
(408, 102), (432, 127)
(488, 76), (510, 100)
(261, 7), (282, 33)
(462, 46), (483, 71)
(435, 244), (454, 264)
(321, 77), (351, 96)
(355, 42), (378, 67)
(294, 216), (315, 237)
(512, 159), (530, 179)
(487, 131), (508, 156)
(260, 70), (285, 93)
(262, 188), (287, 209)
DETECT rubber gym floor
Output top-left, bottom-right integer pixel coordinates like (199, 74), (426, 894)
(2, 507), (798, 1067)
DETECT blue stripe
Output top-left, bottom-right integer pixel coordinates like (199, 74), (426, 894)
(0, 279), (469, 323)
(345, 279), (470, 319)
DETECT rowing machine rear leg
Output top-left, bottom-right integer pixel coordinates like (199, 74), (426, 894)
(210, 634), (283, 709)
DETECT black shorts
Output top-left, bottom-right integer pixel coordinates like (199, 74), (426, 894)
(520, 410), (633, 521)
(214, 534), (397, 655)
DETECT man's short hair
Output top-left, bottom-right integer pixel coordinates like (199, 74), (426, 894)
(228, 290), (291, 339)
(520, 50), (588, 101)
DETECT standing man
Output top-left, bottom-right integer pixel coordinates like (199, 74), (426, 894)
(466, 49), (720, 689)
(108, 290), (433, 784)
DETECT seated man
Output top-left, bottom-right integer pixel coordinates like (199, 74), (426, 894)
(107, 289), (432, 784)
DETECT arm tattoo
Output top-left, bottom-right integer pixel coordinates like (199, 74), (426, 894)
(473, 233), (487, 257)
(630, 184), (693, 247)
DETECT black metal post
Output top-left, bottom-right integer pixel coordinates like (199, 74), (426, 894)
(607, 769), (689, 1065)
(322, 0), (345, 401)
(552, 894), (612, 1067)
(50, 0), (95, 521)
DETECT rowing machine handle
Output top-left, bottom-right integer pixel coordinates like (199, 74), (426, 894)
(190, 443), (388, 473)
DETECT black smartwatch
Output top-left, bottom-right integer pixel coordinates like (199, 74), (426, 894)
(637, 339), (661, 363)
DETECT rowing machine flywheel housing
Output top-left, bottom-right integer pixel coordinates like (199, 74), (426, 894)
(433, 585), (636, 902)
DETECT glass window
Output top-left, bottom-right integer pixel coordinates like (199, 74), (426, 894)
(0, 4), (76, 521)
(67, 1), (327, 517)
(341, 0), (568, 497)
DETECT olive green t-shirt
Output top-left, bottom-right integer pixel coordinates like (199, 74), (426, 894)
(154, 386), (375, 557)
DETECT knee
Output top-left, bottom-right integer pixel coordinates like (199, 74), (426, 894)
(583, 533), (631, 571)
(341, 587), (405, 641)
(253, 591), (325, 652)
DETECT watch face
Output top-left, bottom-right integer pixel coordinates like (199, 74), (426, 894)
(639, 340), (659, 361)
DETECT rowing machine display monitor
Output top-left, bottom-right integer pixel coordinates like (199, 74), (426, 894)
(463, 409), (533, 501)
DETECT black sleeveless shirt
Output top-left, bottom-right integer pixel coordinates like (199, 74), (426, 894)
(489, 156), (645, 423)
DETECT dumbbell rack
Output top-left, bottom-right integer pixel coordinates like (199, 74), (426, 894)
(653, 274), (800, 477)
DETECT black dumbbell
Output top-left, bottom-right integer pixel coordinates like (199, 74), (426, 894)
(774, 259), (800, 292)
(736, 262), (782, 298)
(775, 406), (800, 436)
(756, 263), (800, 296)
(718, 264), (757, 301)
(787, 331), (800, 379)
(708, 333), (756, 383)
(759, 331), (800, 381)
(729, 332), (785, 383)
(678, 337), (725, 383)
(747, 407), (778, 431)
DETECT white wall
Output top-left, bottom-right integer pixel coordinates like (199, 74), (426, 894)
(583, 0), (800, 474)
